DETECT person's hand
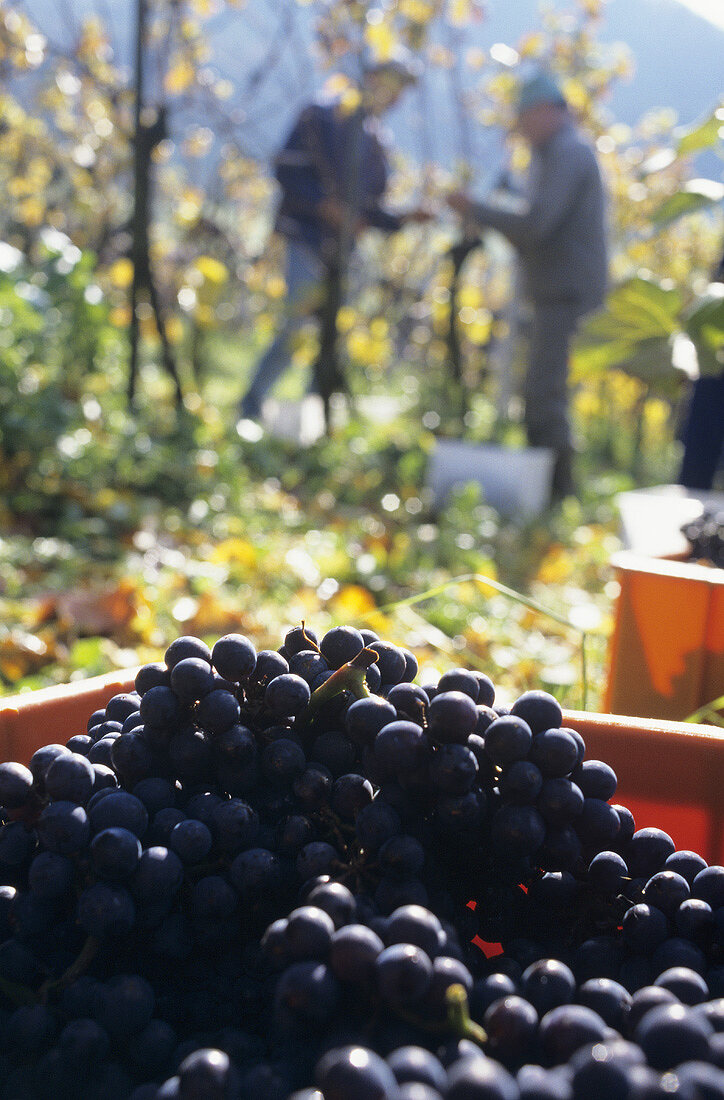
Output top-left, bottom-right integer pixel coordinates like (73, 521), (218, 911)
(317, 197), (345, 229)
(447, 189), (473, 216)
(403, 207), (435, 224)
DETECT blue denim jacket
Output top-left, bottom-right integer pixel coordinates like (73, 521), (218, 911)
(273, 101), (402, 259)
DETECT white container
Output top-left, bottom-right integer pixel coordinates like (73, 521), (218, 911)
(261, 396), (326, 446)
(427, 439), (555, 518)
(616, 484), (724, 558)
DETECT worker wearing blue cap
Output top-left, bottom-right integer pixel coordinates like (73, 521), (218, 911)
(449, 71), (608, 500)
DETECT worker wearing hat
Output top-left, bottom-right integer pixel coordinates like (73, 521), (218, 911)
(449, 71), (608, 500)
(238, 57), (429, 423)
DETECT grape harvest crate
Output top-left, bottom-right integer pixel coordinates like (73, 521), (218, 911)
(605, 550), (724, 722)
(2, 672), (724, 863)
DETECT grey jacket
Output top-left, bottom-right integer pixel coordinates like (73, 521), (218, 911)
(471, 120), (608, 315)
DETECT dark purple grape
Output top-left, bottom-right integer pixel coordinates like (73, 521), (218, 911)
(692, 866), (724, 909)
(510, 690), (563, 735)
(262, 738), (307, 786)
(89, 790), (148, 839)
(169, 655), (214, 699)
(139, 685), (182, 728)
(289, 649), (330, 684)
(574, 760), (617, 801)
(320, 626), (364, 669)
(528, 729), (579, 779)
(538, 1003), (609, 1064)
(77, 882), (136, 937)
(654, 966), (709, 1005)
(374, 721), (429, 778)
(37, 801), (89, 855)
(437, 668), (480, 701)
(484, 995), (539, 1067)
(520, 958), (575, 1015)
(642, 870), (690, 916)
(265, 673), (311, 718)
(275, 960), (340, 1029)
(588, 851), (628, 894)
(211, 633), (257, 682)
(28, 744), (69, 786)
(576, 798), (621, 847)
(386, 683), (429, 722)
(196, 689), (241, 735)
(283, 625), (320, 656)
(315, 1045), (398, 1100)
(332, 774), (374, 820)
(0, 762), (34, 809)
(499, 760), (542, 804)
(164, 635), (212, 669)
(626, 828), (676, 879)
(577, 977), (632, 1030)
(378, 836), (425, 880)
(491, 804), (545, 857)
(135, 663), (170, 695)
(28, 851), (74, 900)
(386, 905), (442, 958)
(375, 943), (432, 1006)
(484, 716), (533, 766)
(665, 850), (708, 885)
(387, 1046), (447, 1090)
(627, 984), (681, 1033)
(634, 1002), (713, 1069)
(91, 827), (142, 881)
(329, 924), (384, 983)
(346, 697), (398, 748)
(168, 819), (213, 864)
(537, 778), (584, 825)
(446, 1055), (519, 1100)
(427, 691), (478, 745)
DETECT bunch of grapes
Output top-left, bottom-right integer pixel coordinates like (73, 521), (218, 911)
(681, 509), (724, 568)
(0, 623), (723, 1099)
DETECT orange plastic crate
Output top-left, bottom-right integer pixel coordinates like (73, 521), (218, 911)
(2, 672), (724, 863)
(605, 550), (724, 722)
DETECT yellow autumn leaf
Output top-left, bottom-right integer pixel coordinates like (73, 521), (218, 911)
(18, 196), (45, 226)
(448, 0), (472, 27)
(365, 21), (395, 62)
(399, 0), (435, 22)
(330, 585), (377, 620)
(108, 258), (134, 288)
(165, 316), (184, 344)
(536, 545), (576, 585)
(176, 188), (203, 227)
(109, 305), (131, 327)
(196, 256), (228, 285)
(165, 56), (195, 95)
(210, 538), (258, 569)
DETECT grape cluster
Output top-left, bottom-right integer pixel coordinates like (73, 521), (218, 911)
(681, 509), (724, 568)
(0, 624), (723, 1098)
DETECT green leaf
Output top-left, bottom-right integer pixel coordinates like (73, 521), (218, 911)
(683, 291), (724, 378)
(579, 277), (681, 346)
(651, 179), (724, 227)
(675, 108), (724, 157)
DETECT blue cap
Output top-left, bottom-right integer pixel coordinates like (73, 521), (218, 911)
(516, 72), (566, 113)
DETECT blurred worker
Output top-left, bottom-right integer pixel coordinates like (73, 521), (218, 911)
(448, 71), (608, 500)
(678, 247), (724, 490)
(238, 59), (430, 423)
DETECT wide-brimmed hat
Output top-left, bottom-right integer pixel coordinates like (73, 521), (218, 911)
(516, 72), (566, 114)
(365, 56), (421, 87)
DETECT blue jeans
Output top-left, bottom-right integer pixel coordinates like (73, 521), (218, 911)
(239, 239), (325, 419)
(679, 375), (724, 490)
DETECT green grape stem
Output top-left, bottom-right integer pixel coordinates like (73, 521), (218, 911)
(446, 982), (488, 1048)
(306, 646), (378, 717)
(38, 934), (99, 1003)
